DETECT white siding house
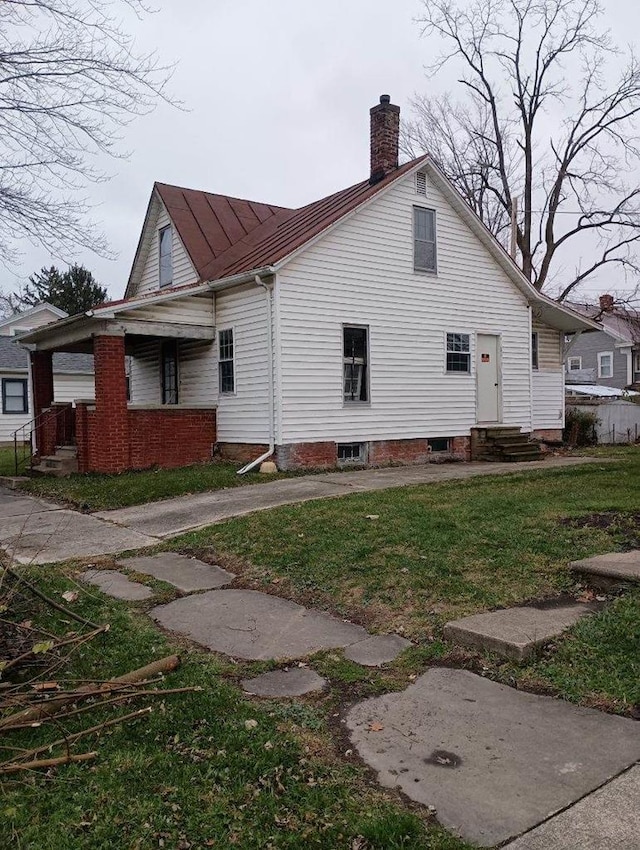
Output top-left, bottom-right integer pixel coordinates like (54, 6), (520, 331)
(276, 169), (533, 446)
(20, 96), (599, 473)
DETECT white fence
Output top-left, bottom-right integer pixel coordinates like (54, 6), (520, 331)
(568, 399), (640, 444)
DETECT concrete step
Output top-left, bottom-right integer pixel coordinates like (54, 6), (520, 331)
(54, 445), (78, 457)
(32, 454), (79, 476)
(570, 551), (640, 585)
(443, 600), (599, 661)
(501, 449), (542, 462)
(488, 434), (533, 446)
(483, 426), (523, 438)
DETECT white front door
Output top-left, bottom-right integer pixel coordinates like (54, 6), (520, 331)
(476, 334), (501, 423)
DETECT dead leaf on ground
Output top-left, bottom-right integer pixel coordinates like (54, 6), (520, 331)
(62, 590), (79, 604)
(368, 722), (384, 732)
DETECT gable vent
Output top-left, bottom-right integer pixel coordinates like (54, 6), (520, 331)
(416, 171), (427, 195)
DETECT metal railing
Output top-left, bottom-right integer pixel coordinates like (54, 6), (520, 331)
(11, 405), (73, 476)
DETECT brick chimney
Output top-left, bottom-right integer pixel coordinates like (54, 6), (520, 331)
(370, 94), (400, 185)
(599, 293), (615, 313)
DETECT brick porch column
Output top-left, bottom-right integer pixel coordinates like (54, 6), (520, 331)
(93, 334), (129, 473)
(29, 350), (54, 456)
(30, 350), (54, 419)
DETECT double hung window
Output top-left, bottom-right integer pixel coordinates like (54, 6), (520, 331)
(343, 326), (369, 403)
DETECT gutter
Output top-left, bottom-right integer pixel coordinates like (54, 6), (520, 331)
(237, 274), (276, 475)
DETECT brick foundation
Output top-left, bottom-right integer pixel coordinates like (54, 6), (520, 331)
(217, 442), (269, 463)
(276, 441), (338, 471)
(531, 429), (563, 443)
(273, 436), (471, 471)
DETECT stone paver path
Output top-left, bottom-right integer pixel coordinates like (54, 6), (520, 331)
(242, 667), (327, 697)
(504, 766), (640, 849)
(570, 550), (640, 584)
(443, 600), (599, 661)
(345, 668), (640, 848)
(119, 553), (234, 592)
(344, 634), (412, 666)
(81, 569), (153, 601)
(151, 589), (369, 661)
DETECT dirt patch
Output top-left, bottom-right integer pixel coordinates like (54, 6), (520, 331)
(560, 512), (640, 549)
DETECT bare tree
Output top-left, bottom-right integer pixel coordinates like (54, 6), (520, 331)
(406, 0), (640, 300)
(0, 0), (174, 265)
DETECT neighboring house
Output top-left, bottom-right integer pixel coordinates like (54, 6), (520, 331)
(564, 295), (640, 390)
(0, 303), (94, 445)
(20, 95), (597, 475)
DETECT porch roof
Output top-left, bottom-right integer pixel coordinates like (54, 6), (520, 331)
(16, 284), (220, 352)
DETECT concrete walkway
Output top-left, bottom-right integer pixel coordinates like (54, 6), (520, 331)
(0, 456), (597, 564)
(97, 456), (596, 539)
(0, 487), (156, 565)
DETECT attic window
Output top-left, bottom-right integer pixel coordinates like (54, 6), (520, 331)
(416, 171), (427, 195)
(159, 225), (173, 288)
(414, 207), (437, 273)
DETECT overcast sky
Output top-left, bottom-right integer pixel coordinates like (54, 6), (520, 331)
(5, 0), (640, 302)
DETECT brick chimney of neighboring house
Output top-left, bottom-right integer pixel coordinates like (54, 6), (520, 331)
(370, 94), (400, 185)
(599, 293), (615, 313)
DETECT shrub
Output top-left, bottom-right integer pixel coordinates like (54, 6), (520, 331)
(564, 407), (599, 446)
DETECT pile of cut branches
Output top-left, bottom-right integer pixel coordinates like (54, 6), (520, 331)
(0, 565), (197, 776)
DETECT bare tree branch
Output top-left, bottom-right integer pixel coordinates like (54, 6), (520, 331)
(0, 0), (177, 266)
(410, 0), (640, 301)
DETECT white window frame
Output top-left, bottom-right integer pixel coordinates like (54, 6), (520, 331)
(445, 332), (471, 374)
(567, 356), (582, 372)
(413, 206), (437, 273)
(343, 324), (370, 405)
(159, 225), (173, 288)
(634, 351), (640, 382)
(218, 327), (236, 395)
(597, 350), (613, 379)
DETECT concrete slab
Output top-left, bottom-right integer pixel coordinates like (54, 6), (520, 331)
(443, 601), (598, 661)
(151, 589), (368, 661)
(0, 490), (61, 517)
(504, 767), (640, 849)
(570, 550), (640, 584)
(345, 668), (640, 848)
(120, 553), (234, 592)
(96, 456), (600, 539)
(344, 634), (412, 666)
(81, 569), (153, 601)
(241, 667), (327, 697)
(0, 508), (159, 564)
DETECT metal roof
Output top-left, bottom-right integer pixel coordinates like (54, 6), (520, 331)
(566, 384), (638, 398)
(155, 159), (424, 283)
(154, 183), (291, 280)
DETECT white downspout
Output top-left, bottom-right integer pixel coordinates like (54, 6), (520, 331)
(237, 275), (276, 474)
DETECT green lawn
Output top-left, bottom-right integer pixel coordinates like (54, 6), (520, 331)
(1, 568), (469, 850)
(170, 448), (640, 710)
(0, 446), (20, 477)
(17, 460), (295, 511)
(3, 451), (639, 846)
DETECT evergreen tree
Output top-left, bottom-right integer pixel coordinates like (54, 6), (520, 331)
(18, 264), (108, 315)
